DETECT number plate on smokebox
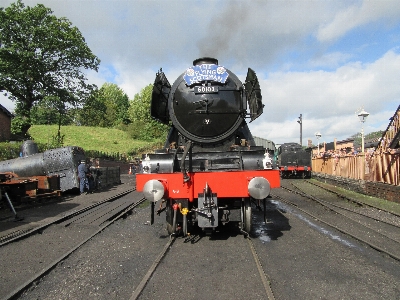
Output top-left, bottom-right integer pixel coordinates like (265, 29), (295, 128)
(194, 86), (219, 94)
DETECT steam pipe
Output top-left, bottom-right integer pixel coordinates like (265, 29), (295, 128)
(180, 140), (192, 182)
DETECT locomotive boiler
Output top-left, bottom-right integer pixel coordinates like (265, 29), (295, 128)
(0, 144), (86, 191)
(136, 58), (280, 235)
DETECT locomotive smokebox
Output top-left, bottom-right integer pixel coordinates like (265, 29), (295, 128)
(150, 58), (264, 146)
(169, 57), (246, 145)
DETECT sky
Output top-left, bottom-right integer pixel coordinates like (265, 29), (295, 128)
(1, 0), (400, 146)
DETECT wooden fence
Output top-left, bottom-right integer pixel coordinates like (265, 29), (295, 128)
(367, 153), (399, 185)
(312, 153), (399, 186)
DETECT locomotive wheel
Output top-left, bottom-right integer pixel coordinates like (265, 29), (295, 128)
(242, 197), (252, 232)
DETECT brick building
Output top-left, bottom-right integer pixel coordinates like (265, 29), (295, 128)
(0, 104), (14, 142)
(312, 138), (355, 157)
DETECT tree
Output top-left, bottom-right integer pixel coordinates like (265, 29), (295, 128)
(31, 96), (74, 125)
(128, 84), (169, 140)
(30, 96), (74, 144)
(128, 84), (153, 123)
(77, 88), (108, 127)
(350, 130), (384, 147)
(0, 0), (100, 136)
(77, 83), (130, 127)
(97, 83), (130, 126)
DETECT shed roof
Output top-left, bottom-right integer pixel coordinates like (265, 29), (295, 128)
(0, 103), (14, 118)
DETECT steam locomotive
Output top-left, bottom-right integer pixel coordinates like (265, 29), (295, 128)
(136, 58), (280, 235)
(277, 142), (312, 178)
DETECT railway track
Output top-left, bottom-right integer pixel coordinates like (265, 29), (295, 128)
(0, 189), (135, 246)
(2, 189), (145, 300)
(291, 181), (400, 231)
(2, 188), (276, 299)
(305, 179), (400, 218)
(130, 228), (275, 300)
(274, 179), (400, 262)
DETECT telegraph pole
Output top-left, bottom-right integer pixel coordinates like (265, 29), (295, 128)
(297, 114), (302, 146)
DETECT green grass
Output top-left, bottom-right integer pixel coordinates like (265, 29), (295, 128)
(28, 125), (163, 157)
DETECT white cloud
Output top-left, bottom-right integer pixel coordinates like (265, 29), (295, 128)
(317, 0), (400, 42)
(309, 52), (353, 68)
(250, 49), (400, 144)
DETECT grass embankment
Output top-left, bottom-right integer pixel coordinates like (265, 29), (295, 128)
(28, 125), (163, 158)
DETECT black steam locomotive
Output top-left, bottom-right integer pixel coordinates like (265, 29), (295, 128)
(136, 58), (280, 235)
(277, 142), (312, 178)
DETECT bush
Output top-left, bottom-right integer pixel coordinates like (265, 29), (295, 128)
(0, 140), (64, 161)
(117, 121), (168, 141)
(0, 142), (22, 160)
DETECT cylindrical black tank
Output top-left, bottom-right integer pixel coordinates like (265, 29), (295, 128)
(168, 58), (246, 144)
(0, 146), (85, 191)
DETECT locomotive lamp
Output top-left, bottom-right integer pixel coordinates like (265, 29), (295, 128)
(315, 132), (322, 155)
(357, 108), (369, 153)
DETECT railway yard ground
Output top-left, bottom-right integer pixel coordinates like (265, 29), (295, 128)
(1, 175), (399, 300)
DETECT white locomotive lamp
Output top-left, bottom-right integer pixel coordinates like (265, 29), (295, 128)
(136, 57), (281, 236)
(142, 154), (151, 174)
(263, 151), (273, 169)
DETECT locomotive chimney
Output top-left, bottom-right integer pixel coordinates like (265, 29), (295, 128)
(193, 57), (218, 66)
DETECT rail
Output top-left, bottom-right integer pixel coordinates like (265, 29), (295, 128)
(2, 191), (143, 300)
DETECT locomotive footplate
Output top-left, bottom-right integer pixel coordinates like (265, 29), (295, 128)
(196, 190), (218, 228)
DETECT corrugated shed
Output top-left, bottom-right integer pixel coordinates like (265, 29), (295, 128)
(253, 136), (276, 151)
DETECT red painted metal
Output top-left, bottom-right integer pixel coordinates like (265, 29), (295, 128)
(136, 170), (280, 202)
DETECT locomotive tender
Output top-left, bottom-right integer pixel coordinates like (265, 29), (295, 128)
(277, 142), (312, 178)
(136, 58), (280, 235)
